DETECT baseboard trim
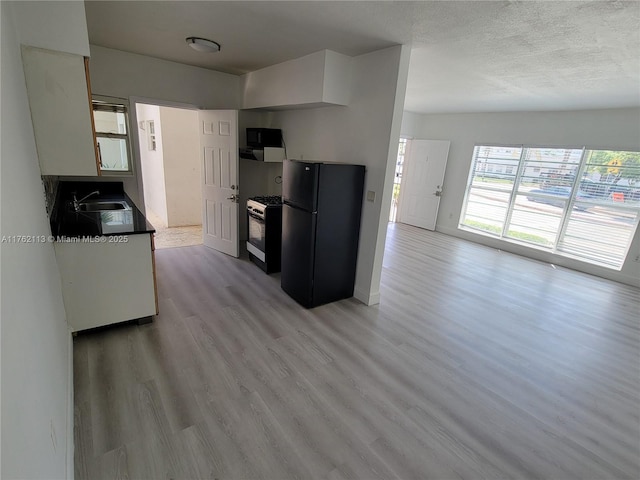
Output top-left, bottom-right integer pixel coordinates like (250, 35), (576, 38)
(354, 287), (381, 306)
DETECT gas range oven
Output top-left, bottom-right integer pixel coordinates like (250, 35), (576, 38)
(246, 195), (282, 273)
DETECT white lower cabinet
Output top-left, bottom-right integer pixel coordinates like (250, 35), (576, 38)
(54, 234), (157, 331)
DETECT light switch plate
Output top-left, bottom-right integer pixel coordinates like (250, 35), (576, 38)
(366, 190), (375, 202)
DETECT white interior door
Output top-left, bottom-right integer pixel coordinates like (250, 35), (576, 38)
(199, 110), (239, 257)
(398, 139), (450, 230)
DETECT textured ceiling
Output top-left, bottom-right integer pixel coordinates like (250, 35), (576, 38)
(85, 1), (640, 113)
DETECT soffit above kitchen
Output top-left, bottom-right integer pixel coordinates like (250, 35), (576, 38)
(85, 1), (640, 114)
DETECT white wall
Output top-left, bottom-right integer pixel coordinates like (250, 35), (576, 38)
(270, 45), (411, 304)
(89, 45), (241, 109)
(401, 108), (640, 287)
(159, 106), (201, 227)
(10, 0), (89, 57)
(1, 2), (85, 478)
(87, 45), (242, 208)
(136, 104), (168, 226)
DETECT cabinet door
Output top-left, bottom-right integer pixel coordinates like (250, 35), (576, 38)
(263, 147), (285, 162)
(54, 234), (156, 331)
(21, 46), (98, 176)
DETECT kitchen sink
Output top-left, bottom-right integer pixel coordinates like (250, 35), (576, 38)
(78, 201), (129, 212)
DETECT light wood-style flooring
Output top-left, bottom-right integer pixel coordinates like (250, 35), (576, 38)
(74, 223), (640, 479)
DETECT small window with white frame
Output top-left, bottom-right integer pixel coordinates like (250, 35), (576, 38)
(92, 95), (133, 174)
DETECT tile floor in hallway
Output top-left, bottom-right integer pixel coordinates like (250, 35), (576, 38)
(146, 209), (203, 249)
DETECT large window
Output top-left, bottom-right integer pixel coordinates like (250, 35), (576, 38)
(92, 96), (132, 174)
(460, 145), (640, 269)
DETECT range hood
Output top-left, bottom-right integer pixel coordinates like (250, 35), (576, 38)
(239, 147), (285, 163)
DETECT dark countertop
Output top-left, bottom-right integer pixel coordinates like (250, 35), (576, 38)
(51, 181), (155, 238)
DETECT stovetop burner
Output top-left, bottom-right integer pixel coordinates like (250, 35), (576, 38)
(250, 195), (282, 206)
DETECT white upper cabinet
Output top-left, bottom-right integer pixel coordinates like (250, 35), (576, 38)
(21, 45), (99, 176)
(241, 50), (352, 110)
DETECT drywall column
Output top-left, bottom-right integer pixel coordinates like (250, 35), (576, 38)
(349, 45), (411, 305)
(1, 1), (90, 478)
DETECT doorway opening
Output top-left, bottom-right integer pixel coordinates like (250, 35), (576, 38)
(392, 139), (450, 231)
(134, 102), (203, 249)
(389, 138), (408, 222)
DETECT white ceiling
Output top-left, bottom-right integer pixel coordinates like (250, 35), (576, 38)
(85, 1), (640, 114)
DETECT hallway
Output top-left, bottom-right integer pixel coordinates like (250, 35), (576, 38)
(146, 208), (202, 249)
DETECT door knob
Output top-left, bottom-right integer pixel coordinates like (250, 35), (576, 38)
(227, 194), (239, 202)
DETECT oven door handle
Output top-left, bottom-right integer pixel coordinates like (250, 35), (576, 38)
(247, 211), (265, 221)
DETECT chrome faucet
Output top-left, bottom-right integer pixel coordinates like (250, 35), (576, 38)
(73, 190), (100, 211)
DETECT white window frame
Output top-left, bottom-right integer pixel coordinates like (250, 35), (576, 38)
(92, 95), (133, 175)
(459, 144), (640, 270)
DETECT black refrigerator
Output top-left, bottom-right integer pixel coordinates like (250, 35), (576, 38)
(281, 159), (366, 308)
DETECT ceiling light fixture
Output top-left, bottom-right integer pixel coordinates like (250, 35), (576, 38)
(185, 37), (221, 53)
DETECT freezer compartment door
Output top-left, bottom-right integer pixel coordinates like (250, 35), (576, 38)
(282, 159), (320, 212)
(281, 204), (316, 307)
